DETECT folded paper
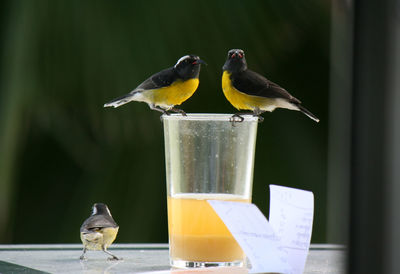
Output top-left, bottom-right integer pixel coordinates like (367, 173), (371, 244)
(208, 185), (314, 274)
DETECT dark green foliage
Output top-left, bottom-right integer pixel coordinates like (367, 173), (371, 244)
(0, 0), (329, 243)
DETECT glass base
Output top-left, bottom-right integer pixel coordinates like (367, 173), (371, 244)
(170, 259), (244, 269)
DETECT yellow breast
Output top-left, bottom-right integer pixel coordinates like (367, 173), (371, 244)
(80, 227), (119, 250)
(222, 71), (273, 111)
(101, 227), (119, 248)
(143, 78), (199, 109)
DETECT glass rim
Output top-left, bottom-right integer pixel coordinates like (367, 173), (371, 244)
(161, 113), (259, 122)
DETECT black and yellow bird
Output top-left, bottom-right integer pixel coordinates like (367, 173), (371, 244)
(80, 203), (120, 260)
(104, 55), (206, 115)
(222, 49), (319, 122)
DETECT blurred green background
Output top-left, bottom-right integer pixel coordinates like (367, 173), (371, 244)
(0, 0), (329, 244)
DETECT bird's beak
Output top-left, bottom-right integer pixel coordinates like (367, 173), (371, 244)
(195, 59), (207, 65)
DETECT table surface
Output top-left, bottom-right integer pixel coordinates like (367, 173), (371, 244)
(0, 243), (346, 273)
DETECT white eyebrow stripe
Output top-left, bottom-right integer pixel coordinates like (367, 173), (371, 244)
(174, 55), (191, 67)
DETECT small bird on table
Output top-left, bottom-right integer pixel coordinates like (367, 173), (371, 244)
(80, 203), (120, 260)
(104, 55), (206, 115)
(221, 49), (319, 123)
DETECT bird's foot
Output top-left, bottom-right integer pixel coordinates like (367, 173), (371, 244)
(230, 112), (264, 125)
(80, 248), (87, 260)
(159, 110), (171, 122)
(230, 113), (245, 126)
(103, 248), (121, 261)
(170, 107), (187, 116)
(255, 115), (264, 123)
(252, 108), (264, 123)
(107, 256), (122, 261)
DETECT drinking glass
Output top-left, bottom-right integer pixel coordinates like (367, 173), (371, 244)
(163, 114), (258, 268)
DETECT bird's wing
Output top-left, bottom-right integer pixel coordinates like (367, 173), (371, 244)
(232, 69), (301, 104)
(103, 67), (177, 108)
(134, 67), (177, 92)
(80, 215), (118, 232)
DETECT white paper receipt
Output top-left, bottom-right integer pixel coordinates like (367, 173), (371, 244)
(208, 185), (314, 274)
(269, 185), (314, 273)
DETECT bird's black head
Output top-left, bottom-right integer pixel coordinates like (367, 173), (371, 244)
(174, 55), (206, 80)
(91, 203), (112, 216)
(223, 49), (247, 73)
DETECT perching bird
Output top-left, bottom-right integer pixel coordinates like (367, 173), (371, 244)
(80, 203), (120, 260)
(222, 49), (319, 122)
(104, 55), (206, 115)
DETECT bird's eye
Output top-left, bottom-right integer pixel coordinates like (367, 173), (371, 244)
(238, 53), (243, 58)
(231, 53), (236, 58)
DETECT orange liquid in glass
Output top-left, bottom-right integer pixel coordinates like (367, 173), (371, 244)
(167, 193), (250, 262)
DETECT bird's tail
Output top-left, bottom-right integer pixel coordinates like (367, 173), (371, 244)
(104, 93), (135, 108)
(297, 105), (320, 123)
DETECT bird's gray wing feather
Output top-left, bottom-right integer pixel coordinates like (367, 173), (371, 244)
(135, 67), (177, 91)
(103, 67), (176, 108)
(232, 69), (301, 104)
(80, 215), (118, 232)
